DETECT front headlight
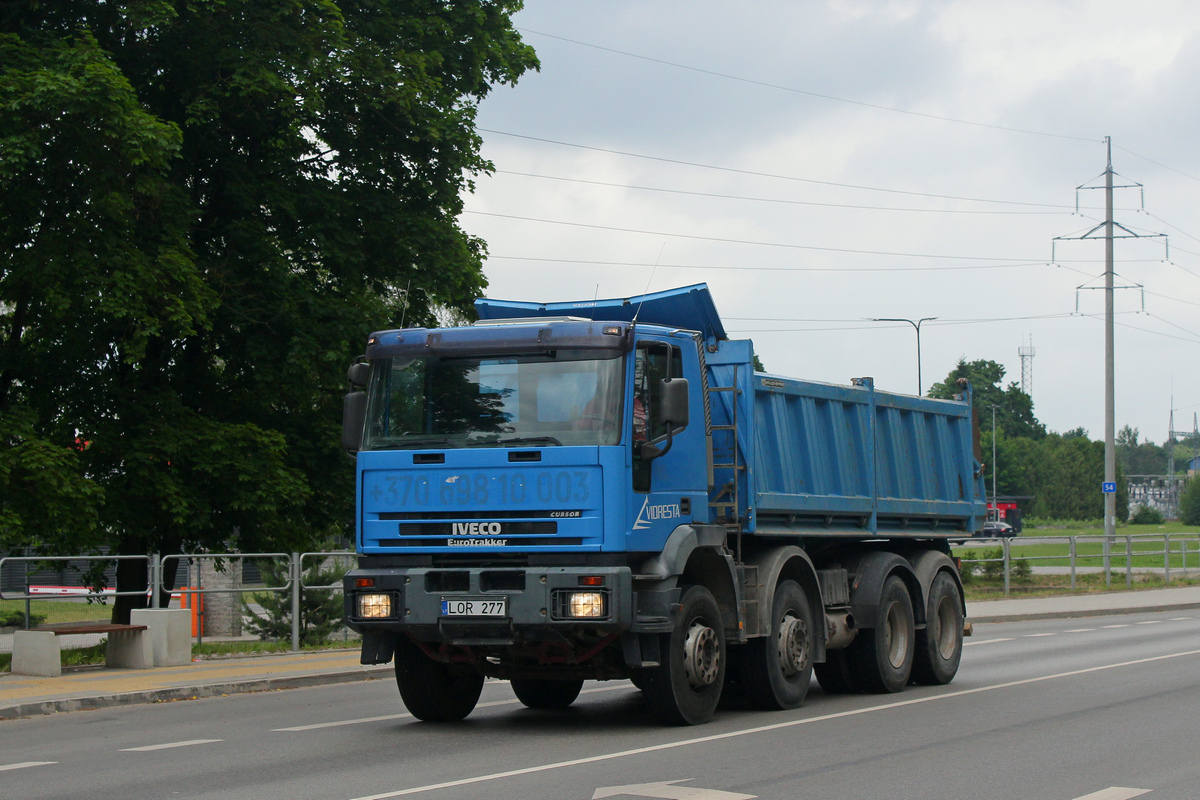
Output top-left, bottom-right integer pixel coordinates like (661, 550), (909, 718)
(357, 593), (392, 618)
(567, 591), (605, 618)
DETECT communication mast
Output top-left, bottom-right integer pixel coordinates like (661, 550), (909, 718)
(1018, 336), (1035, 397)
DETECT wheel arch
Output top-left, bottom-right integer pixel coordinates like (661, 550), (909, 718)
(740, 545), (826, 663)
(847, 550), (924, 630)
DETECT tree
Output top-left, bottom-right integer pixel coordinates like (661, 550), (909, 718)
(243, 557), (350, 646)
(1181, 479), (1200, 526)
(928, 359), (1045, 441)
(1, 2), (538, 620)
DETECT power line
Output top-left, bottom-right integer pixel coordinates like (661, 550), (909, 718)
(468, 210), (1159, 263)
(519, 28), (1099, 144)
(478, 129), (1073, 208)
(492, 169), (1073, 215)
(485, 254), (1049, 273)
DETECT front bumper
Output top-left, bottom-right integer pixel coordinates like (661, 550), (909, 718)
(344, 565), (637, 642)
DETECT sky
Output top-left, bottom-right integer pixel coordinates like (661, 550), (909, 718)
(458, 0), (1200, 446)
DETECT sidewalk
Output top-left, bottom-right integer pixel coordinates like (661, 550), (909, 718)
(0, 649), (390, 721)
(5, 584), (1200, 721)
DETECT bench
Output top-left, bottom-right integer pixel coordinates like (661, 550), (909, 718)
(12, 623), (152, 677)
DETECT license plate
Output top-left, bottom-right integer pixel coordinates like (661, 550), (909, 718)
(441, 597), (507, 617)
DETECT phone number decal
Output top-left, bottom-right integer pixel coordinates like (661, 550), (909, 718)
(372, 471), (591, 507)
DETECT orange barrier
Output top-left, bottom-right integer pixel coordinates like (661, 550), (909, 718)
(178, 587), (205, 637)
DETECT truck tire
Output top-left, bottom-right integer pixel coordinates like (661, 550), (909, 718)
(846, 575), (914, 693)
(511, 678), (584, 709)
(642, 584), (726, 725)
(911, 570), (963, 685)
(394, 637), (484, 721)
(736, 580), (813, 710)
(813, 650), (857, 694)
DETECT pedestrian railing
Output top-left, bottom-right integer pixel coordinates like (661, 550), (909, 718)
(0, 551), (357, 652)
(955, 532), (1200, 596)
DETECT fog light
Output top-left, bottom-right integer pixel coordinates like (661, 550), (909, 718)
(358, 593), (392, 618)
(567, 591), (605, 618)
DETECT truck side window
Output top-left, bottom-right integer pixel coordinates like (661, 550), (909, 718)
(632, 343), (682, 493)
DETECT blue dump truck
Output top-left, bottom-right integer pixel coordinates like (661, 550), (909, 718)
(341, 284), (986, 725)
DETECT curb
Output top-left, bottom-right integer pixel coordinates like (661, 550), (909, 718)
(0, 665), (392, 721)
(968, 600), (1200, 624)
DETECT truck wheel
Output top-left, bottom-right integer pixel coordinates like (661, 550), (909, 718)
(847, 575), (914, 693)
(737, 579), (813, 710)
(643, 584), (726, 725)
(911, 570), (963, 685)
(394, 637), (484, 721)
(813, 649), (857, 694)
(511, 678), (584, 709)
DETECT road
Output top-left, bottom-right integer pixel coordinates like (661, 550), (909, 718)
(3, 610), (1199, 800)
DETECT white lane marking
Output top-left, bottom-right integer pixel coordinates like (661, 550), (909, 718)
(1065, 629), (1096, 633)
(120, 739), (223, 752)
(963, 637), (1014, 647)
(275, 684), (632, 731)
(1069, 788), (1150, 800)
(593, 779), (755, 799)
(1024, 633), (1057, 637)
(1102, 624), (1130, 629)
(1136, 620), (1165, 625)
(343, 647), (1200, 800)
(1169, 617), (1192, 621)
(0, 762), (57, 772)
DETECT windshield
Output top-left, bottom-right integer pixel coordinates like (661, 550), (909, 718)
(362, 350), (625, 449)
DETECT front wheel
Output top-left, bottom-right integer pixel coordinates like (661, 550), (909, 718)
(846, 575), (915, 693)
(911, 570), (964, 685)
(394, 637), (484, 721)
(642, 585), (726, 725)
(511, 678), (584, 709)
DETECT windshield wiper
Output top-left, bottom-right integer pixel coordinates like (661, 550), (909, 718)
(498, 436), (562, 447)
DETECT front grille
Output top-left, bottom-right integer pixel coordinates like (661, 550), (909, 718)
(379, 537), (583, 548)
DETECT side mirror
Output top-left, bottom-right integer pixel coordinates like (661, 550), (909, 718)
(342, 391), (367, 452)
(641, 379), (689, 461)
(658, 378), (689, 428)
(347, 361), (370, 388)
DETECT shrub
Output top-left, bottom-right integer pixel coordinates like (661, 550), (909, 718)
(243, 558), (349, 645)
(1128, 506), (1165, 525)
(980, 547), (1005, 580)
(0, 609), (46, 628)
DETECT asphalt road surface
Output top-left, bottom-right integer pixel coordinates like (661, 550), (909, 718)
(3, 609), (1200, 800)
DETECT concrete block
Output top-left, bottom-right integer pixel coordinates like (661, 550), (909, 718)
(105, 627), (152, 669)
(12, 630), (61, 677)
(131, 608), (192, 666)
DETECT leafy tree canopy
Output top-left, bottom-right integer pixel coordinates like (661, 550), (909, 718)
(928, 358), (1046, 441)
(1, 1), (538, 618)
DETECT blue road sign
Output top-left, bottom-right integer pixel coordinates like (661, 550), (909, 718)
(1102, 482), (1117, 493)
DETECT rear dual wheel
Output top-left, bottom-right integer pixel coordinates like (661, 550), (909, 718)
(845, 575), (915, 693)
(511, 678), (584, 709)
(911, 570), (963, 685)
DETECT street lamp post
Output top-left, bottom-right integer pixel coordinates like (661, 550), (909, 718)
(873, 317), (938, 395)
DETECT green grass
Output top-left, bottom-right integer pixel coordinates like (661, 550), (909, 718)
(955, 524), (1200, 570)
(962, 571), (1200, 601)
(0, 598), (112, 627)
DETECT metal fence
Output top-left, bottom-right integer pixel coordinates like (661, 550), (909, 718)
(954, 532), (1200, 596)
(0, 551), (356, 652)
